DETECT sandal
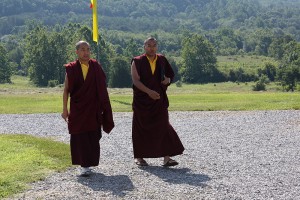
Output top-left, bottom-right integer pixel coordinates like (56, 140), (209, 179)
(135, 158), (149, 166)
(163, 159), (178, 167)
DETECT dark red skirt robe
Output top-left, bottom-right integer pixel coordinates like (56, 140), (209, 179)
(132, 54), (184, 158)
(65, 59), (114, 167)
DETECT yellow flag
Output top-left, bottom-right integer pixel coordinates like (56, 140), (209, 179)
(90, 0), (98, 43)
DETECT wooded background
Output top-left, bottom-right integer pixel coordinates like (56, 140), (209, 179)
(0, 0), (300, 91)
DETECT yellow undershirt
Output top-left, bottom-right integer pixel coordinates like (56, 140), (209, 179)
(146, 55), (157, 75)
(81, 63), (89, 80)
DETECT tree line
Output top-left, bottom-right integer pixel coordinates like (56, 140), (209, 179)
(1, 22), (300, 91)
(1, 0), (300, 90)
(1, 0), (300, 43)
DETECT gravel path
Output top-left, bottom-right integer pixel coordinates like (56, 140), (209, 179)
(1, 111), (300, 200)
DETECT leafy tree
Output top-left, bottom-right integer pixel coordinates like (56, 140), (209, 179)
(268, 35), (294, 60)
(257, 62), (278, 81)
(252, 75), (269, 91)
(124, 38), (140, 58)
(0, 43), (12, 83)
(228, 67), (256, 82)
(8, 47), (23, 73)
(253, 29), (274, 56)
(276, 41), (300, 91)
(49, 32), (69, 84)
(21, 22), (116, 87)
(108, 57), (131, 88)
(180, 34), (217, 83)
(23, 25), (68, 86)
(277, 64), (299, 91)
(168, 57), (180, 82)
(213, 27), (243, 56)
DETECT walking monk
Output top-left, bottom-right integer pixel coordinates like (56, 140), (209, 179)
(62, 41), (114, 176)
(131, 37), (184, 167)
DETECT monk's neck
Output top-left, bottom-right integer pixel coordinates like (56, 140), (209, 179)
(146, 54), (156, 62)
(79, 59), (89, 66)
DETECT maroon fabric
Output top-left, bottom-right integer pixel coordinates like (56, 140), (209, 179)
(70, 131), (101, 167)
(64, 59), (114, 167)
(65, 59), (114, 134)
(132, 54), (184, 158)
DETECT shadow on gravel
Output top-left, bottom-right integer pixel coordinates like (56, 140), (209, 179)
(77, 172), (134, 197)
(141, 167), (210, 187)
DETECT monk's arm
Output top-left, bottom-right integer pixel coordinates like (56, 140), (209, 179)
(131, 61), (160, 100)
(62, 74), (69, 122)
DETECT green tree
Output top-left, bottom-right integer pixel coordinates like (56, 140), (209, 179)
(254, 29), (273, 56)
(180, 34), (217, 83)
(252, 74), (268, 91)
(257, 62), (278, 82)
(276, 41), (300, 91)
(277, 64), (299, 91)
(228, 67), (256, 82)
(0, 43), (12, 83)
(49, 32), (69, 84)
(108, 57), (131, 88)
(23, 26), (68, 86)
(268, 35), (294, 60)
(168, 57), (180, 82)
(124, 38), (140, 58)
(213, 27), (243, 56)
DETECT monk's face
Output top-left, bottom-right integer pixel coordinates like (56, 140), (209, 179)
(144, 40), (158, 57)
(76, 43), (91, 62)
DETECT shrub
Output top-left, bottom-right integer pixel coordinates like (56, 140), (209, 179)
(175, 80), (182, 87)
(252, 75), (269, 91)
(48, 80), (59, 87)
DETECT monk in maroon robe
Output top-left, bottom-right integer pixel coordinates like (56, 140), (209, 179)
(62, 41), (114, 176)
(131, 37), (184, 167)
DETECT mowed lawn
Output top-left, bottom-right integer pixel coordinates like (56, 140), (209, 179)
(1, 75), (300, 199)
(0, 134), (71, 199)
(1, 76), (300, 113)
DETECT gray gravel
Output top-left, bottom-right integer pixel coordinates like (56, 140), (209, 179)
(1, 110), (300, 200)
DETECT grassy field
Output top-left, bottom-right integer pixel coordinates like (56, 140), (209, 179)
(0, 134), (71, 199)
(0, 75), (300, 113)
(217, 55), (278, 74)
(1, 74), (300, 198)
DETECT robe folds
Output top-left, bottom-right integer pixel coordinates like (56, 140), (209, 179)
(65, 59), (114, 166)
(132, 54), (185, 158)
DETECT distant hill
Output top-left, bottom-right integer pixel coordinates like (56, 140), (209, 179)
(1, 0), (300, 41)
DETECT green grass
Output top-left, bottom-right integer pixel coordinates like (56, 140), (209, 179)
(0, 134), (71, 199)
(217, 55), (278, 74)
(1, 74), (300, 198)
(1, 75), (300, 113)
(169, 92), (300, 111)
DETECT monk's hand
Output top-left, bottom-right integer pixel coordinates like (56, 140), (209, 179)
(147, 90), (160, 100)
(61, 110), (69, 123)
(161, 76), (171, 85)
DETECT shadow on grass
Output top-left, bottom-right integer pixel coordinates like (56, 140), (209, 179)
(77, 173), (134, 197)
(141, 166), (210, 187)
(112, 99), (131, 106)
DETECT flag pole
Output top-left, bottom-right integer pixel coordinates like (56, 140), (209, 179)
(90, 0), (99, 60)
(97, 40), (99, 61)
(91, 0), (98, 43)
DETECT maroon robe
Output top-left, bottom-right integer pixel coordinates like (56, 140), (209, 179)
(65, 59), (114, 167)
(132, 54), (184, 158)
